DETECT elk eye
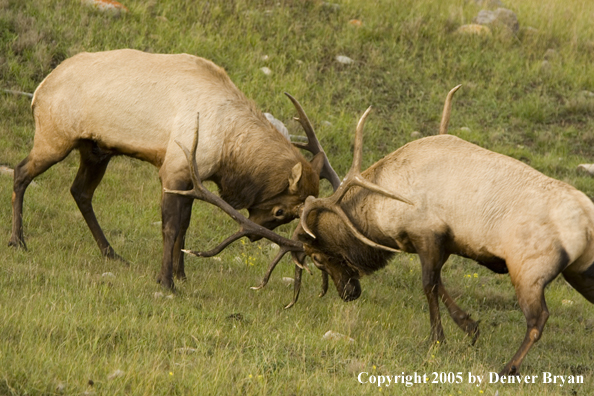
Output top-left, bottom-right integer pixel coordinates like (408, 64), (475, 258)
(275, 209), (284, 217)
(311, 254), (325, 269)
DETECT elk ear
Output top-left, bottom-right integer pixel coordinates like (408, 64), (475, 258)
(288, 162), (303, 194)
(310, 152), (325, 176)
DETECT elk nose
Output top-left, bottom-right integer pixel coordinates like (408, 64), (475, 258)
(341, 279), (361, 302)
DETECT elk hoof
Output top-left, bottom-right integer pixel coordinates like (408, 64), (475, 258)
(157, 275), (175, 291)
(468, 320), (481, 345)
(8, 238), (27, 250)
(103, 247), (128, 264)
(499, 364), (520, 377)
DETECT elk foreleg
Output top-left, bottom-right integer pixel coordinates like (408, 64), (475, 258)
(158, 181), (193, 290)
(418, 246), (450, 344)
(70, 144), (121, 260)
(438, 280), (480, 344)
(172, 198), (193, 280)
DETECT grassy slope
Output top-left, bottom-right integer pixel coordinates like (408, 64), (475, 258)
(1, 0), (594, 395)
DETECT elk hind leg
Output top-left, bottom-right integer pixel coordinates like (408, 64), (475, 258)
(10, 137), (74, 249)
(438, 280), (480, 344)
(70, 141), (122, 260)
(500, 257), (559, 376)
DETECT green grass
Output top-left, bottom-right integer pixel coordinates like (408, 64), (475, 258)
(1, 0), (594, 394)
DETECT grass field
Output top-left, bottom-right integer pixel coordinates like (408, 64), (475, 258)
(1, 0), (594, 394)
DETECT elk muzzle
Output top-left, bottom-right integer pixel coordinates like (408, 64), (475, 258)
(339, 277), (362, 301)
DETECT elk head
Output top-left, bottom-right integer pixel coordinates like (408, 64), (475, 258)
(294, 85), (461, 302)
(244, 92), (341, 238)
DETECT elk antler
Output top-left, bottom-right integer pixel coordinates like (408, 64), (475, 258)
(299, 107), (412, 253)
(164, 114), (307, 268)
(439, 84), (462, 135)
(285, 93), (341, 191)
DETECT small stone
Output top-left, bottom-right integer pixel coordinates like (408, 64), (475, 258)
(101, 272), (115, 278)
(460, 126), (471, 132)
(154, 291), (165, 299)
(473, 8), (519, 34)
(260, 67), (272, 76)
(82, 0), (128, 16)
(322, 120), (333, 127)
(107, 369), (125, 380)
(281, 277), (294, 286)
(264, 113), (290, 140)
(336, 55), (354, 65)
(411, 131), (422, 139)
(0, 165), (14, 177)
(322, 330), (355, 343)
(322, 2), (340, 11)
(544, 48), (559, 61)
(577, 164), (594, 176)
(540, 60), (552, 74)
(456, 24), (492, 36)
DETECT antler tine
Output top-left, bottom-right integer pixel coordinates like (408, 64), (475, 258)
(319, 271), (329, 298)
(284, 265), (303, 309)
(351, 106), (372, 174)
(165, 113), (305, 259)
(299, 107), (413, 239)
(285, 92), (341, 190)
(439, 84), (462, 135)
(182, 229), (251, 257)
(250, 244), (310, 291)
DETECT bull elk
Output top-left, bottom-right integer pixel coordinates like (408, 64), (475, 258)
(293, 88), (594, 375)
(9, 49), (340, 290)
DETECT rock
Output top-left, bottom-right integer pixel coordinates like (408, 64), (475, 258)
(410, 131), (423, 139)
(281, 277), (294, 286)
(473, 8), (519, 34)
(456, 24), (492, 36)
(107, 369), (125, 380)
(322, 2), (340, 11)
(336, 55), (354, 65)
(577, 164), (594, 176)
(322, 330), (355, 343)
(460, 126), (472, 132)
(260, 67), (272, 76)
(544, 48), (559, 61)
(264, 113), (290, 140)
(540, 60), (552, 74)
(0, 165), (14, 177)
(82, 0), (128, 16)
